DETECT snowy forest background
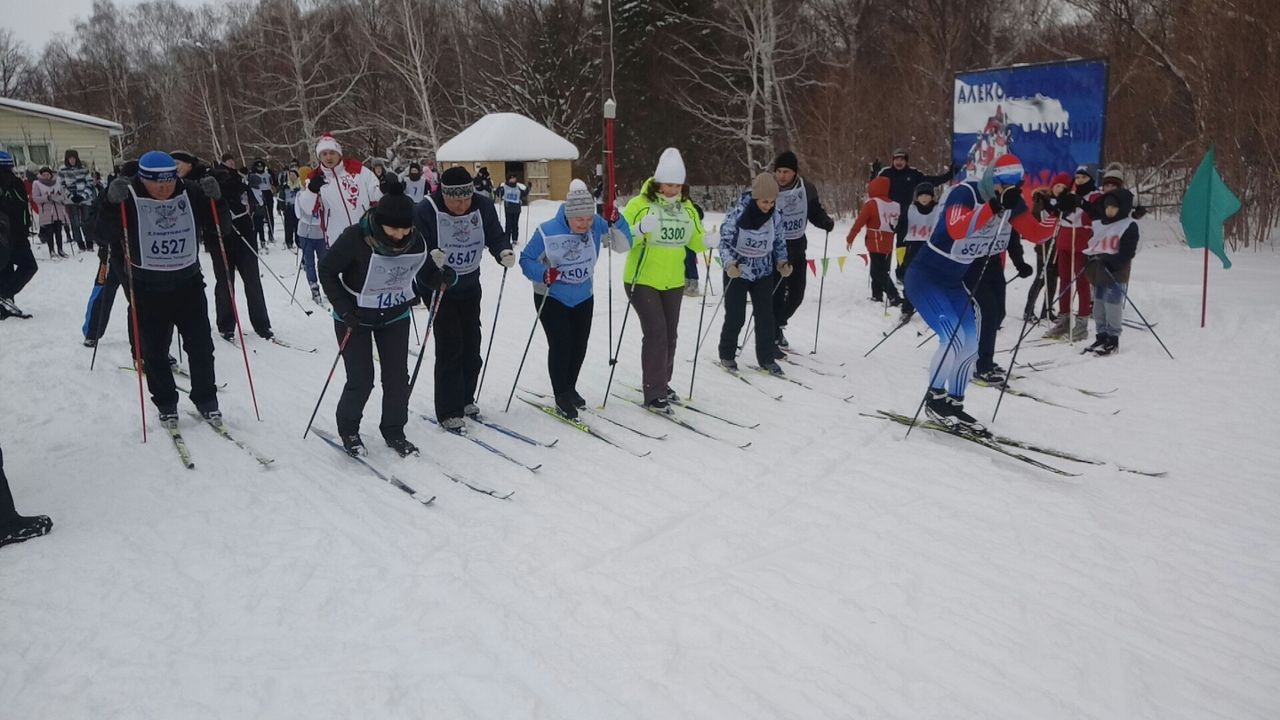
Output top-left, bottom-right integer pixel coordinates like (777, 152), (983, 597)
(0, 0), (1274, 244)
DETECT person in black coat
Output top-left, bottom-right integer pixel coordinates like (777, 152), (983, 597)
(877, 148), (956, 276)
(318, 188), (443, 457)
(768, 151), (835, 352)
(0, 151), (38, 318)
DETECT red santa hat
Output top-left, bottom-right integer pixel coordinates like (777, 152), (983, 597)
(315, 133), (342, 157)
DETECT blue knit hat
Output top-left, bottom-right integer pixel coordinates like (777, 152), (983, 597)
(0, 151), (14, 168)
(138, 151), (178, 181)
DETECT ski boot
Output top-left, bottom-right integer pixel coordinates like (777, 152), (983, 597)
(1070, 316), (1089, 342)
(925, 390), (989, 437)
(440, 417), (466, 434)
(760, 361), (785, 376)
(1082, 333), (1109, 354)
(83, 337), (97, 348)
(0, 514), (53, 549)
(158, 406), (180, 430)
(385, 437), (419, 457)
(569, 390), (587, 410)
(310, 284), (324, 305)
(1042, 315), (1070, 340)
(1094, 336), (1120, 356)
(776, 326), (789, 349)
(341, 433), (366, 457)
(643, 397), (672, 414)
(663, 387), (680, 403)
(718, 356), (739, 372)
(554, 394), (579, 420)
(199, 406), (224, 427)
(463, 403), (482, 421)
(972, 368), (1007, 387)
(257, 329), (274, 341)
(220, 330), (235, 342)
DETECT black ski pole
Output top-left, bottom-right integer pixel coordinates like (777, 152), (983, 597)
(303, 327), (352, 439)
(504, 288), (554, 413)
(689, 274), (735, 399)
(811, 231), (830, 353)
(233, 227), (313, 317)
(601, 240), (649, 409)
(475, 266), (508, 398)
(1104, 265), (1174, 360)
(406, 288), (445, 400)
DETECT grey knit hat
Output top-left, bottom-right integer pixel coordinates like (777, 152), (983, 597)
(563, 179), (595, 219)
(1101, 162), (1125, 185)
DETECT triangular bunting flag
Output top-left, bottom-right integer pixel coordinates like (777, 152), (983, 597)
(857, 253), (869, 266)
(837, 256), (847, 272)
(821, 258), (830, 275)
(807, 259), (817, 276)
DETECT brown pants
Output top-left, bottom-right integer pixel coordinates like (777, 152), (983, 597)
(626, 285), (683, 402)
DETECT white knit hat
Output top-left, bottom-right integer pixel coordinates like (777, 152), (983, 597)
(653, 148), (686, 185)
(315, 133), (341, 157)
(563, 179), (595, 219)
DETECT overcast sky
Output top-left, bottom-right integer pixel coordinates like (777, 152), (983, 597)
(8, 0), (211, 51)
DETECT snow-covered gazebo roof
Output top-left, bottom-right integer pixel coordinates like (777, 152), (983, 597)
(437, 113), (579, 162)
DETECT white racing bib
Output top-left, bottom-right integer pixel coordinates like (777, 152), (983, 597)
(429, 197), (486, 274)
(543, 232), (597, 285)
(132, 188), (199, 272)
(1084, 218), (1133, 257)
(356, 250), (428, 309)
(776, 183), (808, 240)
(950, 212), (1013, 261)
(734, 224), (773, 259)
(651, 200), (694, 248)
(502, 185), (522, 204)
(905, 205), (940, 243)
(874, 198), (900, 233)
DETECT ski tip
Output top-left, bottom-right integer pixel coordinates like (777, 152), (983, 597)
(737, 442), (752, 450)
(528, 464), (543, 472)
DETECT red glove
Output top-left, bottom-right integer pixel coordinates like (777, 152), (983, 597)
(544, 267), (560, 285)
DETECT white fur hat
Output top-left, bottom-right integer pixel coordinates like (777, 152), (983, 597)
(315, 133), (342, 157)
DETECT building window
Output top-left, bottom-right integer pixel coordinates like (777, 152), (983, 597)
(4, 145), (26, 166)
(27, 144), (51, 167)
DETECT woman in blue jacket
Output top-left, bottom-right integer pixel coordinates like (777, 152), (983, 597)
(519, 180), (631, 418)
(717, 172), (792, 373)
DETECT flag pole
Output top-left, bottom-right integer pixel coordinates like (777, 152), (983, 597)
(1200, 245), (1208, 328)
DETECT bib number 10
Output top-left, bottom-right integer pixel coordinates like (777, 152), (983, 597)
(150, 238), (186, 256)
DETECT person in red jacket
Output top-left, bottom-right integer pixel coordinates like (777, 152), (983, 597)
(1042, 166), (1098, 340)
(845, 176), (901, 306)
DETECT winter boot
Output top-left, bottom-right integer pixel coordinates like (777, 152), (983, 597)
(1070, 316), (1089, 342)
(683, 278), (701, 297)
(718, 356), (739, 372)
(663, 387), (680, 403)
(1042, 315), (1070, 340)
(257, 329), (274, 341)
(158, 406), (180, 429)
(341, 433), (366, 456)
(643, 397), (672, 414)
(463, 403), (482, 420)
(924, 388), (951, 424)
(0, 296), (26, 317)
(310, 283), (323, 305)
(440, 417), (466, 434)
(776, 326), (789, 349)
(569, 390), (587, 410)
(0, 514), (53, 549)
(972, 367), (1007, 386)
(385, 437), (419, 457)
(554, 394), (579, 420)
(927, 392), (989, 436)
(760, 361), (785, 376)
(83, 337), (97, 348)
(1095, 335), (1120, 356)
(1082, 333), (1109, 354)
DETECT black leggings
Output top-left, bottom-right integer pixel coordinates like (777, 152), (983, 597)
(334, 317), (411, 440)
(535, 294), (593, 398)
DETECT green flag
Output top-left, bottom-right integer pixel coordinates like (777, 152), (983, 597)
(1180, 146), (1240, 269)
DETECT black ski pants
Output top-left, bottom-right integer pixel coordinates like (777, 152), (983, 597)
(771, 237), (807, 328)
(0, 234), (37, 299)
(1024, 242), (1058, 319)
(334, 317), (411, 441)
(535, 294), (593, 399)
(718, 273), (776, 366)
(134, 278), (218, 411)
(503, 204), (522, 246)
(208, 228), (272, 336)
(433, 288), (483, 421)
(869, 252), (900, 302)
(964, 257), (1006, 375)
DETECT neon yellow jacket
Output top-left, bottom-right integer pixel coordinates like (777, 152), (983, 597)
(622, 179), (705, 291)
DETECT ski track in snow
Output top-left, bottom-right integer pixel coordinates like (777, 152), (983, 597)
(1, 209), (1278, 719)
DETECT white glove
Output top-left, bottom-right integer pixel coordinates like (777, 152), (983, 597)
(430, 248), (447, 268)
(604, 227), (630, 253)
(637, 213), (659, 235)
(702, 234), (719, 250)
(725, 262), (742, 279)
(499, 249), (516, 268)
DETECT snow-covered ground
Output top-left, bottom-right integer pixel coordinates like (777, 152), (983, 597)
(2, 202), (1277, 719)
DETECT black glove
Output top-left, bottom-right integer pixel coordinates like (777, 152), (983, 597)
(340, 310), (363, 332)
(1132, 205), (1147, 220)
(435, 266), (458, 292)
(307, 172), (326, 193)
(999, 186), (1022, 211)
(1015, 260), (1034, 278)
(1056, 192), (1079, 213)
(97, 244), (109, 265)
(820, 217), (835, 233)
(199, 175), (221, 200)
(106, 177), (131, 204)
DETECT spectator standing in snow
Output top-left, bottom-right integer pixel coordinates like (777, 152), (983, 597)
(32, 167), (70, 258)
(0, 152), (39, 319)
(846, 175), (902, 307)
(59, 149), (95, 251)
(876, 148), (955, 276)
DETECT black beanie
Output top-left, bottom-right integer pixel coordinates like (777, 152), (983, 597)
(440, 166), (473, 187)
(914, 181), (934, 197)
(773, 151), (798, 173)
(375, 192), (416, 229)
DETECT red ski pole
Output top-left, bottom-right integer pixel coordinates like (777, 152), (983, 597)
(118, 201), (147, 443)
(210, 199), (262, 421)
